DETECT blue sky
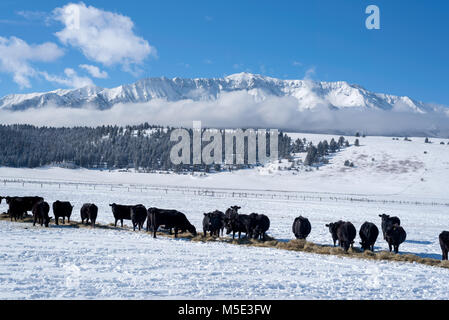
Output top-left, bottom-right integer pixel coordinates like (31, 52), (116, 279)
(0, 0), (448, 105)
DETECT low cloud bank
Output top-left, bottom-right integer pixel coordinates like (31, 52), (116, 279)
(0, 91), (448, 137)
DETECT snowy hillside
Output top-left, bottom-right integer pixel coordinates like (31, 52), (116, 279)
(0, 73), (440, 113)
(1, 133), (447, 201)
(1, 132), (449, 299)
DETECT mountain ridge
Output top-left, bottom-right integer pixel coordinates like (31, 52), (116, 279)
(0, 72), (441, 113)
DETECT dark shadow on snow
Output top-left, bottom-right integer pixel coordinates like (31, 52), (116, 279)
(405, 239), (433, 245)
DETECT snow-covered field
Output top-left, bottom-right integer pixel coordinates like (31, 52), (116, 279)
(0, 133), (448, 201)
(0, 133), (449, 299)
(2, 220), (449, 300)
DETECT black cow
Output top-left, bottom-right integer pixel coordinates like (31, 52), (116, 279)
(203, 210), (224, 237)
(249, 213), (270, 241)
(225, 206), (241, 221)
(379, 214), (401, 240)
(147, 207), (197, 238)
(131, 204), (147, 231)
(5, 196), (43, 220)
(80, 203), (98, 227)
(32, 201), (51, 227)
(224, 206), (252, 239)
(385, 224), (406, 253)
(109, 203), (133, 227)
(7, 196), (43, 211)
(359, 222), (379, 251)
(53, 201), (74, 225)
(213, 210), (226, 236)
(336, 221), (356, 252)
(325, 220), (344, 247)
(439, 231), (449, 260)
(0, 196), (3, 204)
(7, 198), (27, 221)
(292, 216), (312, 240)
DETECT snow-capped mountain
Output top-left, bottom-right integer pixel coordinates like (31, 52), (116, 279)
(0, 73), (440, 113)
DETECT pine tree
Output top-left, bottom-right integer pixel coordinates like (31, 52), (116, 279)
(322, 140), (329, 153)
(304, 146), (318, 166)
(329, 139), (338, 152)
(317, 142), (325, 156)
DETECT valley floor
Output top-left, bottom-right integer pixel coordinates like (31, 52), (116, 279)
(0, 133), (448, 299)
(1, 220), (449, 300)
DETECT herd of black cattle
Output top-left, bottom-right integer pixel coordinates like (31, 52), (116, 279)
(1, 195), (449, 261)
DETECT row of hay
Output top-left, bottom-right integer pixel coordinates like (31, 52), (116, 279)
(191, 235), (449, 269)
(2, 213), (448, 269)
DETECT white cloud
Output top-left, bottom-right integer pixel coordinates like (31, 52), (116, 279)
(16, 10), (52, 25)
(177, 62), (190, 69)
(53, 2), (156, 72)
(1, 91), (448, 137)
(304, 67), (316, 80)
(79, 64), (108, 78)
(40, 68), (93, 88)
(0, 36), (64, 88)
(292, 61), (303, 67)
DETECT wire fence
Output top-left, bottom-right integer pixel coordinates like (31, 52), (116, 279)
(2, 178), (449, 208)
